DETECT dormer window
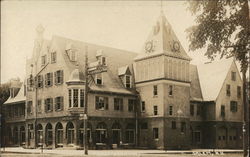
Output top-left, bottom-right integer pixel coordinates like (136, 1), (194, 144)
(96, 73), (103, 85)
(68, 50), (76, 61)
(51, 52), (56, 63)
(41, 55), (47, 66)
(66, 43), (76, 61)
(125, 75), (132, 88)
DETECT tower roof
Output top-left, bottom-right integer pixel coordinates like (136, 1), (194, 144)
(135, 11), (191, 61)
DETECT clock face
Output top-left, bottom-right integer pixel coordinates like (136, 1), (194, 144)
(173, 41), (180, 52)
(145, 41), (153, 52)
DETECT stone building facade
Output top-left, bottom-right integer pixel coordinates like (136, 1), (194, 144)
(1, 11), (243, 150)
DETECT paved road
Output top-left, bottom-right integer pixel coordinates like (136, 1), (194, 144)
(1, 152), (243, 157)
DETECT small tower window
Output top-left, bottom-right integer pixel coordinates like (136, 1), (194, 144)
(169, 85), (173, 96)
(153, 85), (158, 96)
(125, 75), (131, 88)
(96, 73), (103, 85)
(101, 56), (106, 65)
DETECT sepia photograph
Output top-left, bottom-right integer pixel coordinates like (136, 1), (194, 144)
(0, 0), (249, 157)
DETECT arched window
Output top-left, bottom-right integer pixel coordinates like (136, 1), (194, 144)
(13, 127), (18, 145)
(36, 124), (43, 146)
(112, 123), (121, 145)
(45, 123), (53, 146)
(66, 122), (74, 144)
(79, 122), (92, 146)
(55, 122), (63, 147)
(125, 123), (135, 144)
(96, 122), (107, 144)
(20, 126), (25, 145)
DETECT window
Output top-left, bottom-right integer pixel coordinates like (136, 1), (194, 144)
(141, 123), (148, 129)
(125, 124), (135, 144)
(190, 104), (194, 116)
(96, 73), (102, 85)
(128, 99), (136, 112)
(230, 101), (238, 112)
(27, 101), (32, 114)
(171, 121), (176, 129)
(226, 84), (231, 96)
(96, 123), (107, 143)
(41, 55), (47, 66)
(55, 70), (63, 85)
(45, 98), (53, 112)
(67, 50), (76, 61)
(101, 56), (106, 65)
(80, 89), (84, 107)
(55, 97), (63, 111)
(231, 71), (236, 81)
(237, 86), (241, 98)
(69, 89), (72, 108)
(37, 100), (42, 113)
(95, 96), (108, 110)
(27, 77), (34, 90)
(153, 128), (159, 139)
(221, 105), (225, 117)
(153, 85), (158, 96)
(194, 131), (201, 143)
(45, 73), (53, 87)
(169, 105), (173, 116)
(66, 122), (74, 144)
(197, 104), (201, 116)
(125, 75), (131, 88)
(51, 52), (56, 63)
(169, 85), (173, 96)
(114, 98), (123, 111)
(141, 101), (145, 112)
(37, 75), (43, 88)
(14, 106), (18, 117)
(73, 89), (79, 107)
(153, 105), (158, 115)
(181, 122), (186, 133)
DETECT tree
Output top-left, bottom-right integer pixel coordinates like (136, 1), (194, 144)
(0, 82), (10, 148)
(186, 1), (249, 156)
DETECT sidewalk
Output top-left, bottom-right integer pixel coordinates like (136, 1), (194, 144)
(0, 147), (243, 156)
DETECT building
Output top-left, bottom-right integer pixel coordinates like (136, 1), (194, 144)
(1, 11), (243, 150)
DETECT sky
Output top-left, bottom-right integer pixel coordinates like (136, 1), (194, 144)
(1, 1), (216, 83)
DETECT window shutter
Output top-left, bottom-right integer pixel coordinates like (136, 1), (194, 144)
(61, 96), (64, 110)
(50, 72), (53, 86)
(60, 70), (64, 84)
(41, 75), (44, 88)
(45, 74), (48, 87)
(105, 97), (108, 110)
(95, 96), (99, 109)
(44, 99), (47, 112)
(120, 99), (123, 111)
(54, 72), (58, 85)
(51, 98), (53, 111)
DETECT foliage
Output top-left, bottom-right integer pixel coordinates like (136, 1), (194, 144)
(186, 0), (250, 71)
(0, 83), (10, 106)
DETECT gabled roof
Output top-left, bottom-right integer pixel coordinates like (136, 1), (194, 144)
(190, 64), (203, 101)
(197, 58), (234, 101)
(4, 83), (25, 105)
(52, 35), (137, 95)
(135, 11), (191, 61)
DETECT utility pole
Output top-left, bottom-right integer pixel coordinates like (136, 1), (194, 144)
(83, 46), (89, 155)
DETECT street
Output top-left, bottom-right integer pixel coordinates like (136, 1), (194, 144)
(0, 152), (243, 157)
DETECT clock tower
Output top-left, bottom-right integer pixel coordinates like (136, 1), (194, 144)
(134, 11), (192, 149)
